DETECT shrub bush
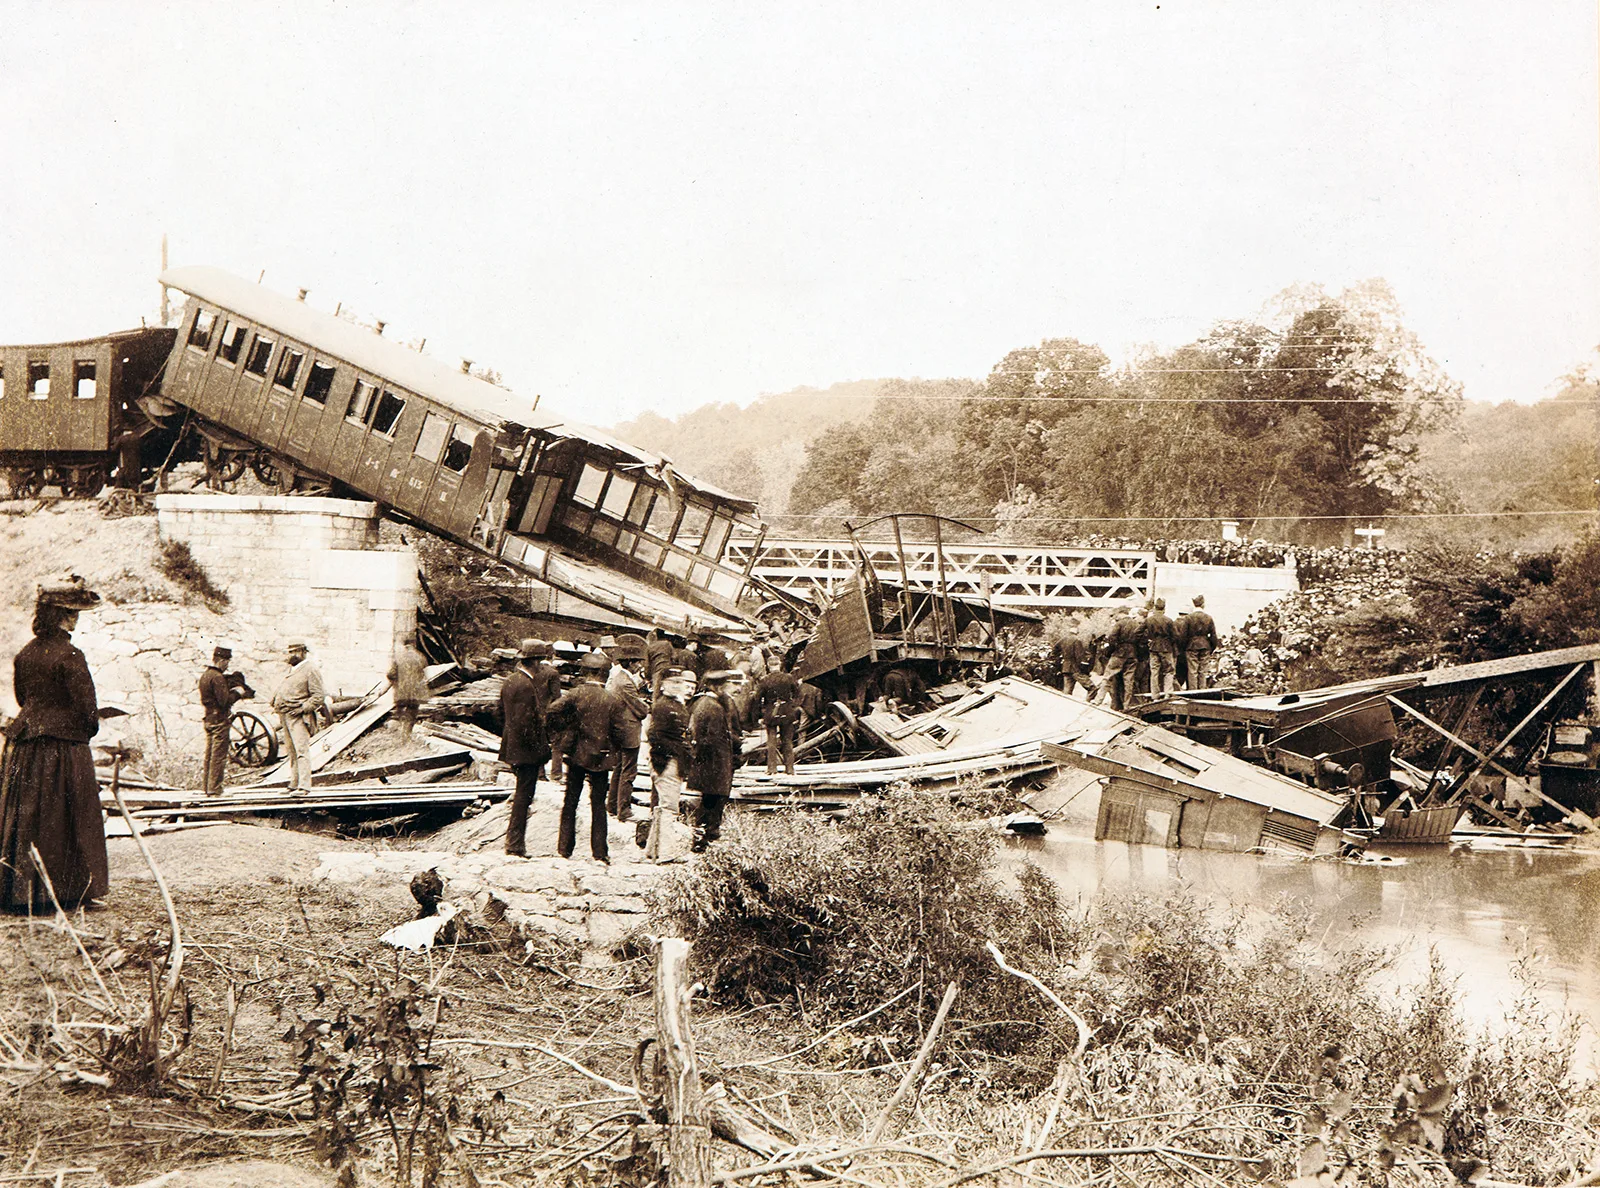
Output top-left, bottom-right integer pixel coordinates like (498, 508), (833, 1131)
(155, 538), (229, 608)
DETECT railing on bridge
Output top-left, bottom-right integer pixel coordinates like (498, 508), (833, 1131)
(725, 537), (1155, 611)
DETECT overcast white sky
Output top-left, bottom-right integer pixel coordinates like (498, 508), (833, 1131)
(0, 2), (1595, 425)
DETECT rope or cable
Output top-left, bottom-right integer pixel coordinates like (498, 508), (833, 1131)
(814, 392), (1595, 404)
(757, 508), (1600, 525)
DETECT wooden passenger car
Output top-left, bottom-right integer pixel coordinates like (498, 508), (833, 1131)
(158, 267), (763, 629)
(0, 328), (176, 496)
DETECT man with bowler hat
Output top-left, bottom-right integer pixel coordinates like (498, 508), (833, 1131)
(498, 638), (553, 857)
(688, 669), (740, 852)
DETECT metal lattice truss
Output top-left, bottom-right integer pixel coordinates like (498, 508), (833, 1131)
(728, 538), (1154, 611)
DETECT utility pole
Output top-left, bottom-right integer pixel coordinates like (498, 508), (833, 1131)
(159, 234), (169, 325)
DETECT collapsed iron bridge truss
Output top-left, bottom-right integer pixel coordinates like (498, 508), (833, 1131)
(726, 537), (1155, 611)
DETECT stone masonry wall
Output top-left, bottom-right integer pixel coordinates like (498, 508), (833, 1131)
(154, 493), (419, 707)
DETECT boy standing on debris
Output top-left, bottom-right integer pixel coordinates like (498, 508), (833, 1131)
(272, 638), (328, 794)
(198, 644), (249, 795)
(386, 635), (428, 742)
(498, 639), (554, 858)
(545, 652), (631, 864)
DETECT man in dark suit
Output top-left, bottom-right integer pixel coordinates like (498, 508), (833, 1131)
(1181, 595), (1220, 690)
(498, 638), (553, 857)
(546, 652), (632, 864)
(755, 664), (802, 775)
(688, 670), (740, 852)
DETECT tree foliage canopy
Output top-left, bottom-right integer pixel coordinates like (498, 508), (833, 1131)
(791, 281), (1477, 544)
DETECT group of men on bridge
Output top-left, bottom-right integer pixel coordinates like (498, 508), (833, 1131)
(1050, 595), (1218, 712)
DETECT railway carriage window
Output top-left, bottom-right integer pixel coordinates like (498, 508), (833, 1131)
(370, 390), (406, 437)
(272, 348), (304, 392)
(187, 309), (216, 350)
(700, 514), (732, 558)
(600, 473), (635, 520)
(0, 364), (5, 399)
(572, 462), (607, 508)
(675, 501), (711, 544)
(413, 413), (449, 463)
(588, 517), (619, 547)
(217, 321), (247, 365)
(28, 362), (49, 399)
(74, 362), (96, 400)
(626, 484), (654, 526)
(632, 538), (664, 567)
(303, 361), (335, 405)
(645, 491), (678, 539)
(347, 379), (376, 424)
(243, 336), (274, 377)
(442, 426), (474, 473)
(662, 549), (692, 579)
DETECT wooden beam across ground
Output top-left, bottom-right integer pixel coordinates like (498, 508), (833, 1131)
(103, 780), (507, 820)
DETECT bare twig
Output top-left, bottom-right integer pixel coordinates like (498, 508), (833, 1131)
(727, 982), (924, 1069)
(435, 1038), (633, 1094)
(105, 754), (186, 1076)
(866, 982), (957, 1144)
(923, 1145), (1268, 1188)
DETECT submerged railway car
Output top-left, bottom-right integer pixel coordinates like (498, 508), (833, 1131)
(0, 327), (176, 497)
(157, 267), (764, 630)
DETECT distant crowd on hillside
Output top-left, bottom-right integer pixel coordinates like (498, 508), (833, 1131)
(1059, 533), (1412, 586)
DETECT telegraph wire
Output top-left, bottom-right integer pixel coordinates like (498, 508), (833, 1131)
(758, 508), (1600, 525)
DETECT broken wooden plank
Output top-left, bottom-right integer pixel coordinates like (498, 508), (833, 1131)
(314, 750), (474, 786)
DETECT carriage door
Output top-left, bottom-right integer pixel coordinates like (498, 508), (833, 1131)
(393, 406), (446, 518)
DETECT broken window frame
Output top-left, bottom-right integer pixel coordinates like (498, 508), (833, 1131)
(303, 360), (336, 406)
(441, 425), (474, 473)
(370, 389), (406, 437)
(272, 346), (304, 392)
(28, 361), (49, 399)
(243, 335), (275, 377)
(347, 379), (377, 425)
(216, 320), (247, 365)
(187, 308), (216, 351)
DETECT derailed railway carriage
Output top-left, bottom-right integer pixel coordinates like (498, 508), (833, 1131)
(158, 267), (764, 630)
(0, 327), (176, 496)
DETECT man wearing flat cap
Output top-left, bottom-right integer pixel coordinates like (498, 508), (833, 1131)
(497, 639), (554, 857)
(198, 645), (249, 796)
(271, 638), (329, 794)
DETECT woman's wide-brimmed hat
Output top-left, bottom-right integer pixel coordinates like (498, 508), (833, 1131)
(36, 574), (101, 610)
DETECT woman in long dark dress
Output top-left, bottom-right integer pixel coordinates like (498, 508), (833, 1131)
(0, 576), (106, 910)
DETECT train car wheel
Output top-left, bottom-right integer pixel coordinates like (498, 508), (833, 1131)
(11, 470), (44, 499)
(206, 449), (247, 487)
(65, 466), (107, 498)
(229, 708), (279, 767)
(250, 453), (293, 489)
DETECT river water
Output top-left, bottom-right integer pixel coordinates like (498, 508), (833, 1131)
(1004, 789), (1600, 1055)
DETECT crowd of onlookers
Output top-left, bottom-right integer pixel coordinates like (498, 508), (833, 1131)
(1058, 533), (1419, 587)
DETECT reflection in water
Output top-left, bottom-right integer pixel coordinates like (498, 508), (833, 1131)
(1004, 815), (1600, 1048)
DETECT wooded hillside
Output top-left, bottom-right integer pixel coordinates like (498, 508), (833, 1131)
(612, 290), (1597, 548)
